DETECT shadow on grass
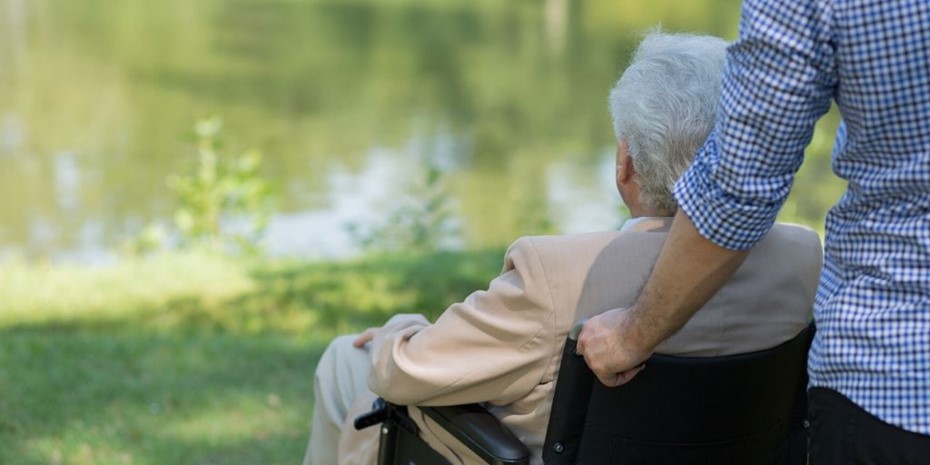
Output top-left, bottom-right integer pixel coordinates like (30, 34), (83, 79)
(0, 248), (505, 464)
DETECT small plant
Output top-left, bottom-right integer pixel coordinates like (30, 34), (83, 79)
(167, 117), (274, 254)
(123, 117), (275, 256)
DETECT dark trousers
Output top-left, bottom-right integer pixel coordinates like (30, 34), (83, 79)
(809, 387), (930, 464)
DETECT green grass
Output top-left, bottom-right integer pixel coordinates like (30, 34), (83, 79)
(0, 248), (503, 465)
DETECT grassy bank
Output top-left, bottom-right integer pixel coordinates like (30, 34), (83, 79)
(0, 249), (504, 465)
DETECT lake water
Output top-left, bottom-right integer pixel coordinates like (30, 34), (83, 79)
(1, 0), (839, 263)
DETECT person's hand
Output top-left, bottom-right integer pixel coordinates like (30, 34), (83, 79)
(352, 314), (429, 348)
(353, 327), (379, 348)
(576, 307), (653, 387)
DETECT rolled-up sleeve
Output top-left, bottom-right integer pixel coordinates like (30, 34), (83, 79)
(675, 0), (836, 250)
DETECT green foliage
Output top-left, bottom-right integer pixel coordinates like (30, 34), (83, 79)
(0, 251), (252, 328)
(348, 164), (460, 253)
(168, 117), (274, 254)
(1, 248), (503, 335)
(122, 223), (170, 256)
(122, 118), (275, 256)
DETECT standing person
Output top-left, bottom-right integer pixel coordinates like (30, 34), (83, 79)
(577, 0), (930, 462)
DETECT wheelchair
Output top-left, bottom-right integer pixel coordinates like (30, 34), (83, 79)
(355, 323), (813, 465)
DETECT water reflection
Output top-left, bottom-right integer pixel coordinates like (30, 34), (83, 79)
(263, 149), (423, 260)
(0, 0), (840, 263)
(547, 154), (624, 233)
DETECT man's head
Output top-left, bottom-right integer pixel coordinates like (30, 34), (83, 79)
(609, 31), (727, 216)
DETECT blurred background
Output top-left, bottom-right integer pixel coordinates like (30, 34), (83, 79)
(0, 0), (845, 464)
(0, 0), (843, 264)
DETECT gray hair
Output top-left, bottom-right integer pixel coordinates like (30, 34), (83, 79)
(609, 31), (728, 213)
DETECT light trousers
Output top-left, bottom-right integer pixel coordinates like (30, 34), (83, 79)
(303, 335), (372, 465)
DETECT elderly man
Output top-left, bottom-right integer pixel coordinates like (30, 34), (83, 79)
(303, 31), (822, 465)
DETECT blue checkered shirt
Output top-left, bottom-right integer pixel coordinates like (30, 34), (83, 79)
(675, 0), (930, 434)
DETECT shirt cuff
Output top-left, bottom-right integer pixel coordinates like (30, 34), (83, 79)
(673, 137), (779, 250)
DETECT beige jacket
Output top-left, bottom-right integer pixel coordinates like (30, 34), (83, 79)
(338, 218), (822, 464)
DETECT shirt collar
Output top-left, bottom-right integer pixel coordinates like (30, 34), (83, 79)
(620, 216), (674, 233)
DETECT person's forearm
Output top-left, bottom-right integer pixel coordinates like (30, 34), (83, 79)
(627, 210), (750, 351)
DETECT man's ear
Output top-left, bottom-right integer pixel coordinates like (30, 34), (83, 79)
(617, 142), (635, 185)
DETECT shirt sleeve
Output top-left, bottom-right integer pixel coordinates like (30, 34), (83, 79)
(366, 237), (556, 407)
(674, 0), (837, 250)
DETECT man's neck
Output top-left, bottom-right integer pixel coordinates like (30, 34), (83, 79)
(629, 207), (674, 218)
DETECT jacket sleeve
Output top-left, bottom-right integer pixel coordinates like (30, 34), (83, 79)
(366, 237), (557, 407)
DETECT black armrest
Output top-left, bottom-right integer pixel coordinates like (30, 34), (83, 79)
(422, 403), (531, 465)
